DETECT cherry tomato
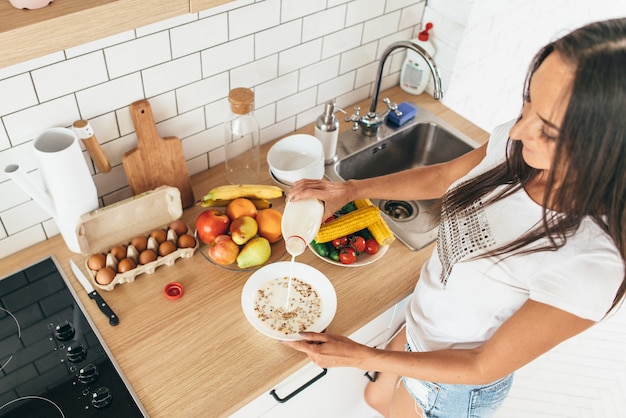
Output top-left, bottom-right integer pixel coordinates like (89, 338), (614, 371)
(332, 236), (348, 248)
(339, 247), (357, 264)
(350, 235), (366, 253)
(364, 238), (379, 255)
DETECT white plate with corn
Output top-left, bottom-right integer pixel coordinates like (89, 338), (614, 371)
(308, 199), (394, 267)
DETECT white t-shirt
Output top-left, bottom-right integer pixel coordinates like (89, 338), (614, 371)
(405, 120), (624, 352)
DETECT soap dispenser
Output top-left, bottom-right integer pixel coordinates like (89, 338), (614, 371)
(400, 22), (436, 95)
(314, 101), (344, 165)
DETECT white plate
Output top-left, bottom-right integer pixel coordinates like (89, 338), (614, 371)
(308, 242), (389, 267)
(241, 261), (337, 341)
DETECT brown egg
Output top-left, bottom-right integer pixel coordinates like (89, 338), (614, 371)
(117, 257), (137, 273)
(131, 236), (148, 252)
(177, 234), (196, 249)
(158, 240), (177, 257)
(95, 267), (116, 285)
(138, 249), (157, 265)
(110, 245), (127, 261)
(150, 229), (167, 244)
(87, 253), (106, 271)
(169, 219), (188, 236)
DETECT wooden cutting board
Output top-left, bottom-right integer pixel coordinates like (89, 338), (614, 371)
(122, 99), (195, 208)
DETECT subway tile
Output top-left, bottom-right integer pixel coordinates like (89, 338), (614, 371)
(363, 11), (401, 44)
(278, 39), (322, 76)
(255, 20), (302, 59)
(145, 92), (178, 123)
(318, 71), (356, 104)
(157, 108), (205, 140)
(171, 14), (228, 59)
(281, 0), (326, 22)
(104, 31), (172, 79)
(2, 200), (50, 236)
(275, 87), (317, 122)
(254, 72), (299, 109)
(302, 5), (347, 42)
(0, 225), (47, 260)
(187, 154), (208, 177)
(355, 60), (378, 88)
(32, 52), (109, 102)
(142, 54), (202, 98)
(296, 105), (322, 130)
(182, 130), (214, 161)
(92, 164), (129, 196)
(321, 24), (363, 59)
(177, 73), (230, 114)
(65, 31), (135, 59)
(230, 55), (278, 89)
(254, 103), (276, 130)
(205, 98), (230, 129)
(0, 125), (9, 151)
(386, 0), (423, 13)
(228, 0), (280, 39)
(136, 13), (198, 37)
(327, 0), (350, 6)
(346, 0), (385, 27)
(86, 113), (120, 145)
(399, 3), (426, 31)
(101, 186), (133, 206)
(3, 95), (80, 146)
(201, 36), (254, 78)
(0, 74), (38, 116)
(76, 73), (144, 120)
(100, 133), (138, 168)
(340, 42), (377, 74)
(0, 51), (64, 81)
(261, 117), (295, 145)
(299, 56), (340, 91)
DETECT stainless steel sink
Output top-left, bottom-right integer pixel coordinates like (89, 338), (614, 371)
(325, 104), (480, 250)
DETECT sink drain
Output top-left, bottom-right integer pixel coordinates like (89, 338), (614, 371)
(378, 200), (419, 222)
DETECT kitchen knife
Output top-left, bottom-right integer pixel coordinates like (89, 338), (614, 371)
(69, 259), (119, 326)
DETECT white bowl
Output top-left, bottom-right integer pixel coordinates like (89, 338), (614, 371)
(267, 134), (324, 185)
(241, 261), (337, 340)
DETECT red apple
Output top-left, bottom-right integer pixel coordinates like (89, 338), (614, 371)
(208, 234), (240, 265)
(196, 209), (230, 244)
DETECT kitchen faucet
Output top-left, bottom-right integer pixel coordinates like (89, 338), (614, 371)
(347, 40), (443, 135)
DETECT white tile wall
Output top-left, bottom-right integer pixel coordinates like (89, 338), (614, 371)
(0, 0), (425, 258)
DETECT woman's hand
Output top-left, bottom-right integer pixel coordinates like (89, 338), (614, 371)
(286, 179), (357, 220)
(281, 332), (375, 369)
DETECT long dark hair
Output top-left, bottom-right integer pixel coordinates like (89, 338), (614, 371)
(441, 18), (626, 312)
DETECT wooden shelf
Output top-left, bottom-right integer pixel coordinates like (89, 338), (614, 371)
(0, 0), (189, 69)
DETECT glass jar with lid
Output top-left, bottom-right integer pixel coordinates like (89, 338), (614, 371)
(224, 87), (261, 184)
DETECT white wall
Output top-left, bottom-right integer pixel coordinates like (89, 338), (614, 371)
(429, 0), (626, 132)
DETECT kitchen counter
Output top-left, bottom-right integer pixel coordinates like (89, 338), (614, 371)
(0, 86), (488, 417)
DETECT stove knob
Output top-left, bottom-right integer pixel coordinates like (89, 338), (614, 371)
(67, 343), (87, 363)
(78, 363), (99, 384)
(92, 387), (113, 409)
(55, 321), (75, 341)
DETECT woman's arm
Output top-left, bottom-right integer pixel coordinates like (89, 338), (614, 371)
(287, 143), (488, 219)
(282, 299), (594, 385)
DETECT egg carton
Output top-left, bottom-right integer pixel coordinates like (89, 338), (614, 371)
(76, 186), (198, 291)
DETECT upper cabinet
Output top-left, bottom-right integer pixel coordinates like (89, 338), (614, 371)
(0, 0), (232, 69)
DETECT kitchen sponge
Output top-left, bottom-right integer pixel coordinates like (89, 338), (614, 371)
(386, 102), (417, 126)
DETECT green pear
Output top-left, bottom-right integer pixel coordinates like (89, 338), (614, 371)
(237, 237), (271, 269)
(230, 215), (258, 245)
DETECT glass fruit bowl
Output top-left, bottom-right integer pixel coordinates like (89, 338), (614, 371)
(197, 233), (288, 272)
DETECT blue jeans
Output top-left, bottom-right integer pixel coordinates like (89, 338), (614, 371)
(402, 373), (513, 417)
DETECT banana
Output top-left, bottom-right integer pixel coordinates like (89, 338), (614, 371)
(201, 184), (284, 201)
(197, 198), (272, 209)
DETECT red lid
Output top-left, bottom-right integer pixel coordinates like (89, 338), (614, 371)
(164, 282), (184, 300)
(418, 22), (433, 41)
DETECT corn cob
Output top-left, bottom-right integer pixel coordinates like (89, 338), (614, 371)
(315, 206), (380, 243)
(200, 184), (284, 201)
(197, 198), (272, 209)
(354, 199), (395, 246)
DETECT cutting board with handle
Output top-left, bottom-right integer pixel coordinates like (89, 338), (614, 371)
(122, 99), (195, 208)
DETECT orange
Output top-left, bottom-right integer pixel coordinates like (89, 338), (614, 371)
(256, 208), (283, 243)
(226, 198), (257, 220)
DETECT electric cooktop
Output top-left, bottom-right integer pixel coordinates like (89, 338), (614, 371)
(0, 256), (147, 417)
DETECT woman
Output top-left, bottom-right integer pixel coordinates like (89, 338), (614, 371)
(283, 18), (626, 417)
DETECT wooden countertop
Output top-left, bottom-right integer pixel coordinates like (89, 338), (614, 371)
(0, 87), (488, 417)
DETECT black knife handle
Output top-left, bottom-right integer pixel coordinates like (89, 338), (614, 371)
(89, 290), (120, 326)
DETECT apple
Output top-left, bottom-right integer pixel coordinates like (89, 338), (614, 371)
(230, 215), (258, 245)
(208, 235), (240, 265)
(196, 209), (230, 244)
